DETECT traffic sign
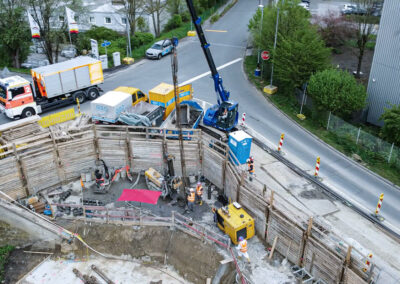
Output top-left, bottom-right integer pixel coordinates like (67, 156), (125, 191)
(261, 50), (270, 60)
(101, 40), (111, 47)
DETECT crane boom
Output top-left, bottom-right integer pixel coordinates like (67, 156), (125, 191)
(185, 0), (230, 104)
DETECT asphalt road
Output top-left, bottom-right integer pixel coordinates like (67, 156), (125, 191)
(1, 0), (399, 231)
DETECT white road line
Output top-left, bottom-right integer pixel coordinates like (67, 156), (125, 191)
(179, 57), (243, 86)
(209, 42), (246, 49)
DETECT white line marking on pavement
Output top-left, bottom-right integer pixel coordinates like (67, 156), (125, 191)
(179, 58), (243, 86)
(209, 42), (246, 49)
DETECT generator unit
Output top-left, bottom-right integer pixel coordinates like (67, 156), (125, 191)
(216, 202), (255, 244)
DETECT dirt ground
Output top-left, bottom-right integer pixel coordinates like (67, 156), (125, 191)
(331, 45), (374, 85)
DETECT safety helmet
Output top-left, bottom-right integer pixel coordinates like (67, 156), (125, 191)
(250, 156), (254, 161)
(239, 236), (244, 241)
(197, 182), (201, 185)
(190, 188), (194, 192)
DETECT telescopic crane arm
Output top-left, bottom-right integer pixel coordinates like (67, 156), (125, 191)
(185, 0), (230, 105)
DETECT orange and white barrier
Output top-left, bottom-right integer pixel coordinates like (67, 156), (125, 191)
(278, 133), (285, 152)
(314, 156), (320, 177)
(240, 113), (246, 126)
(362, 253), (373, 272)
(375, 193), (384, 215)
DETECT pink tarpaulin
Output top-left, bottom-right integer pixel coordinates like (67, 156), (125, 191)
(117, 189), (161, 204)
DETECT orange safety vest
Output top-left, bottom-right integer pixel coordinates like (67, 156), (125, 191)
(188, 192), (195, 202)
(247, 161), (254, 173)
(196, 185), (203, 196)
(239, 240), (248, 253)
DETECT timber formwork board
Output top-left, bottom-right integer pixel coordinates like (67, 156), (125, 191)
(0, 156), (25, 199)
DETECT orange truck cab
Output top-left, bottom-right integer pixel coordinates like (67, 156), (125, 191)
(0, 56), (103, 120)
(0, 76), (36, 118)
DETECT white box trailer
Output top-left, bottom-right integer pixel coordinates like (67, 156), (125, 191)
(91, 91), (133, 123)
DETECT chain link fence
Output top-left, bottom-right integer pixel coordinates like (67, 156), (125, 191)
(326, 112), (400, 168)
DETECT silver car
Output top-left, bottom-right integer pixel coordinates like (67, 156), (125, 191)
(21, 58), (50, 69)
(61, 46), (77, 58)
(146, 40), (173, 60)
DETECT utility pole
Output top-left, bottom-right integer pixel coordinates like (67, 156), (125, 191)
(170, 38), (187, 200)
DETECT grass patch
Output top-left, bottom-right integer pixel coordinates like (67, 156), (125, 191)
(0, 245), (14, 282)
(244, 55), (400, 186)
(2, 67), (31, 75)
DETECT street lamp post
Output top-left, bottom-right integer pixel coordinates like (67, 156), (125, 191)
(255, 0), (264, 77)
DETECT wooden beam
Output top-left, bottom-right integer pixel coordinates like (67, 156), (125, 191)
(306, 217), (313, 237)
(269, 236), (278, 259)
(12, 143), (29, 197)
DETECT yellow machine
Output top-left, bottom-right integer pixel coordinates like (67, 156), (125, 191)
(113, 86), (148, 106)
(148, 83), (193, 119)
(216, 202), (255, 244)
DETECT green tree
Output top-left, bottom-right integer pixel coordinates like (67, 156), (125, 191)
(249, 0), (330, 90)
(0, 0), (31, 68)
(380, 104), (400, 145)
(307, 69), (367, 117)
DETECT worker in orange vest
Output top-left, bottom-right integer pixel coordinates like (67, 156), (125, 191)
(187, 188), (195, 212)
(196, 182), (203, 205)
(247, 156), (254, 181)
(236, 236), (250, 262)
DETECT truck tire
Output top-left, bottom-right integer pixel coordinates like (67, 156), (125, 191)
(21, 107), (36, 118)
(73, 91), (85, 104)
(87, 87), (99, 100)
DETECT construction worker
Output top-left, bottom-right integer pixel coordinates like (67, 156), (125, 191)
(196, 182), (203, 205)
(212, 207), (217, 223)
(236, 236), (250, 262)
(187, 188), (195, 212)
(247, 157), (254, 181)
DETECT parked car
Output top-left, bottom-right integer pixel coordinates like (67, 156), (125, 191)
(298, 2), (310, 10)
(146, 40), (173, 60)
(21, 58), (50, 69)
(61, 46), (77, 58)
(341, 4), (367, 15)
(301, 0), (310, 4)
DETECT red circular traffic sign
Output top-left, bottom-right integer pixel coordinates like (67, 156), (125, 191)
(261, 51), (270, 60)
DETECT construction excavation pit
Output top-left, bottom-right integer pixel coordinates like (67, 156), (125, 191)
(0, 118), (397, 283)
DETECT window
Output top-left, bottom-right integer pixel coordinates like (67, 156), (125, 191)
(132, 94), (137, 103)
(105, 17), (112, 24)
(89, 16), (95, 24)
(59, 16), (65, 22)
(137, 91), (145, 99)
(122, 17), (127, 25)
(10, 87), (25, 99)
(0, 86), (7, 100)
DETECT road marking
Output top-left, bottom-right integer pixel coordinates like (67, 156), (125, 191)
(205, 29), (227, 32)
(210, 42), (246, 49)
(179, 58), (242, 86)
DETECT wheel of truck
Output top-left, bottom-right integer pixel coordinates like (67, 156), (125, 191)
(87, 87), (99, 100)
(158, 54), (162, 60)
(73, 91), (85, 104)
(21, 107), (36, 118)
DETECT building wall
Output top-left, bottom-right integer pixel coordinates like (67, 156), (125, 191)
(366, 0), (400, 126)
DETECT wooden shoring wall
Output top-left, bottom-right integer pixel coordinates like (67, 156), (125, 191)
(303, 236), (345, 283)
(20, 148), (61, 193)
(0, 156), (26, 199)
(267, 210), (305, 265)
(238, 185), (268, 238)
(343, 267), (368, 284)
(57, 138), (97, 181)
(98, 138), (128, 168)
(224, 163), (239, 201)
(165, 140), (200, 176)
(202, 147), (224, 189)
(130, 139), (163, 173)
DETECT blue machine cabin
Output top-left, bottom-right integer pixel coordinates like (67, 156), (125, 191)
(228, 130), (252, 165)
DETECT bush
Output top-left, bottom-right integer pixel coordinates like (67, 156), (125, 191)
(163, 14), (183, 32)
(137, 17), (149, 32)
(181, 12), (191, 22)
(131, 32), (154, 49)
(84, 26), (121, 42)
(210, 14), (220, 23)
(380, 104), (400, 145)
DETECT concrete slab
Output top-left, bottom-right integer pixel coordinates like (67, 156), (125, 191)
(21, 256), (188, 284)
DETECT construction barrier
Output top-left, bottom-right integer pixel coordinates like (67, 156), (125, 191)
(38, 108), (76, 128)
(362, 253), (373, 272)
(240, 113), (246, 126)
(277, 133), (285, 152)
(314, 156), (320, 177)
(375, 193), (384, 215)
